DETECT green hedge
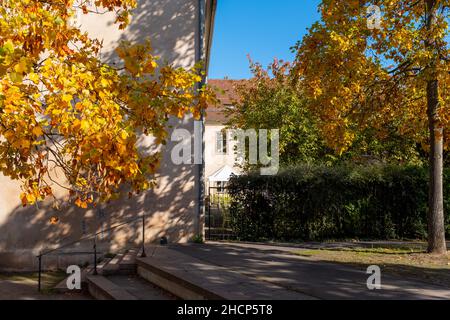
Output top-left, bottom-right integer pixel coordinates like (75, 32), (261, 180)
(228, 165), (450, 241)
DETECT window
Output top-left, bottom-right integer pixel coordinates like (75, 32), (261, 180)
(216, 181), (227, 193)
(215, 130), (227, 155)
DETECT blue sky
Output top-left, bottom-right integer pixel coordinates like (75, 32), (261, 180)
(208, 0), (322, 79)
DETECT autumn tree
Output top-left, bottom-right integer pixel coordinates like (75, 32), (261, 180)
(0, 0), (214, 208)
(226, 59), (327, 166)
(228, 59), (425, 167)
(294, 0), (449, 253)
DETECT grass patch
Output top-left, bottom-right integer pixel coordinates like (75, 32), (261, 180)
(0, 271), (67, 294)
(298, 247), (425, 256)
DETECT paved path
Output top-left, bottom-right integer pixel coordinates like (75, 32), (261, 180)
(166, 242), (450, 300)
(140, 246), (315, 300)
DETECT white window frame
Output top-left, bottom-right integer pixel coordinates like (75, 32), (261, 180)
(215, 130), (228, 155)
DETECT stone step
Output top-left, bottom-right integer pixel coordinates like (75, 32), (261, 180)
(86, 274), (138, 300)
(102, 253), (125, 276)
(119, 249), (138, 273)
(102, 249), (139, 275)
(136, 246), (310, 300)
(54, 266), (93, 293)
(96, 257), (113, 275)
(54, 256), (112, 293)
(106, 275), (176, 300)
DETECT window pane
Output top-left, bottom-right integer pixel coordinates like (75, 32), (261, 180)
(216, 131), (227, 154)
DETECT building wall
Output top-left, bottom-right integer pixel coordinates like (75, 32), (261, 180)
(204, 124), (240, 191)
(0, 0), (207, 271)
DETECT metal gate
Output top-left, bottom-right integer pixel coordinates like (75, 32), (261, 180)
(205, 186), (235, 240)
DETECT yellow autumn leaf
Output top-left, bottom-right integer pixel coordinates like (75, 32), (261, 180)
(3, 131), (14, 142)
(32, 126), (43, 136)
(15, 138), (31, 149)
(9, 72), (23, 83)
(75, 197), (88, 209)
(119, 130), (128, 140)
(14, 58), (29, 73)
(28, 72), (40, 84)
(20, 193), (27, 207)
(62, 94), (73, 103)
(80, 119), (90, 131)
(26, 192), (36, 204)
(72, 119), (81, 132)
(100, 78), (110, 88)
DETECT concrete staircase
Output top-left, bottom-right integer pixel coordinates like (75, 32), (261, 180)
(101, 249), (138, 276)
(85, 249), (176, 300)
(54, 248), (169, 300)
(55, 245), (312, 300)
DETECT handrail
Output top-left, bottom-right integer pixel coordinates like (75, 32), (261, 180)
(39, 214), (144, 257)
(37, 213), (147, 292)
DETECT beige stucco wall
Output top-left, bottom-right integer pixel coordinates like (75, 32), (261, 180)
(0, 0), (206, 271)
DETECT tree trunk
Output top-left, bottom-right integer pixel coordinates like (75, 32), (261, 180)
(425, 0), (447, 254)
(426, 80), (447, 254)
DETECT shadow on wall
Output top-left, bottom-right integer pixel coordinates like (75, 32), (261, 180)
(103, 0), (197, 67)
(0, 161), (196, 272)
(0, 0), (202, 271)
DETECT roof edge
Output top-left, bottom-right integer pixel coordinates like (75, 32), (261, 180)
(204, 0), (217, 76)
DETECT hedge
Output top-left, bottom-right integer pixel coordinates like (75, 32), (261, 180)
(228, 165), (450, 241)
